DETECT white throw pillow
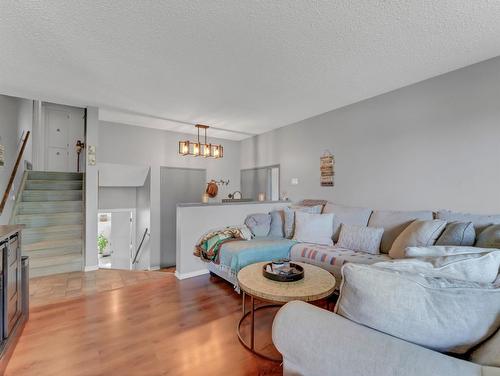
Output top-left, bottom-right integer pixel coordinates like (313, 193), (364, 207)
(389, 219), (446, 259)
(283, 205), (322, 238)
(374, 251), (500, 284)
(405, 245), (498, 257)
(293, 212), (334, 246)
(335, 263), (500, 354)
(336, 224), (383, 255)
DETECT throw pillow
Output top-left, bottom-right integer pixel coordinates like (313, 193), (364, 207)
(268, 210), (285, 238)
(470, 329), (500, 367)
(283, 205), (322, 239)
(405, 245), (496, 258)
(375, 251), (500, 284)
(389, 219), (446, 259)
(476, 224), (500, 248)
(293, 212), (334, 246)
(244, 213), (271, 237)
(336, 224), (383, 255)
(435, 221), (475, 246)
(335, 263), (500, 354)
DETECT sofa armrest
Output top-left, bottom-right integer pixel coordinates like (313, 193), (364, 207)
(272, 301), (485, 376)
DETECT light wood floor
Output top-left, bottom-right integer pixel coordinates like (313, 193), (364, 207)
(6, 270), (282, 375)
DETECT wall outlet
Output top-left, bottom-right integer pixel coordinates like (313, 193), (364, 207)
(291, 178), (299, 185)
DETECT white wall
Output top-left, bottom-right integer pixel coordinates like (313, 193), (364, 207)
(84, 107), (99, 270)
(98, 187), (137, 210)
(0, 94), (33, 224)
(241, 56), (500, 214)
(98, 121), (241, 269)
(176, 201), (290, 278)
(135, 170), (151, 270)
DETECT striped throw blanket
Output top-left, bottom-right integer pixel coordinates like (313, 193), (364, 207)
(194, 226), (251, 262)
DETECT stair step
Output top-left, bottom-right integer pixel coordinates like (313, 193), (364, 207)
(23, 243), (82, 258)
(23, 238), (83, 252)
(18, 200), (83, 214)
(22, 224), (82, 244)
(28, 171), (83, 181)
(30, 258), (83, 278)
(15, 212), (82, 228)
(22, 190), (82, 202)
(25, 180), (83, 190)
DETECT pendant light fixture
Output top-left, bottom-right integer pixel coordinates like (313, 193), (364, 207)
(178, 124), (223, 159)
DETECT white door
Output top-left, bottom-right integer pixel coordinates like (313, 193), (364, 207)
(110, 212), (132, 270)
(44, 104), (85, 172)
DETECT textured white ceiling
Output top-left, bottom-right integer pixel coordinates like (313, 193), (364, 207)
(1, 1), (500, 139)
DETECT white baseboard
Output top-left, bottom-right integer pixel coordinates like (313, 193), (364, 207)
(175, 269), (209, 280)
(84, 265), (99, 272)
(149, 266), (160, 271)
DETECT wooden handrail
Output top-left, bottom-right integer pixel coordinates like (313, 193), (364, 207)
(0, 131), (30, 214)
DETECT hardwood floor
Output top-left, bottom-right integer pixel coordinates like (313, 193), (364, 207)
(29, 269), (169, 307)
(6, 271), (283, 375)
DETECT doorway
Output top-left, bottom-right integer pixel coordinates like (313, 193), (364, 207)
(160, 167), (206, 268)
(43, 103), (85, 172)
(97, 209), (136, 270)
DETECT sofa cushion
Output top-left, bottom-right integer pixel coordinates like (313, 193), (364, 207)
(476, 224), (500, 249)
(470, 329), (500, 367)
(368, 210), (434, 253)
(389, 219), (446, 259)
(436, 210), (500, 235)
(336, 224), (383, 255)
(244, 213), (271, 237)
(293, 212), (334, 246)
(323, 203), (373, 242)
(405, 245), (498, 257)
(283, 205), (322, 238)
(269, 210), (285, 238)
(375, 252), (500, 284)
(435, 221), (476, 247)
(289, 243), (390, 288)
(335, 263), (500, 354)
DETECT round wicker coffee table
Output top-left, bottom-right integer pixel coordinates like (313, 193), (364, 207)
(237, 261), (336, 361)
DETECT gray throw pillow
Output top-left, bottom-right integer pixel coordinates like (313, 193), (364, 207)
(269, 210), (285, 238)
(435, 221), (475, 246)
(476, 224), (500, 248)
(244, 213), (271, 237)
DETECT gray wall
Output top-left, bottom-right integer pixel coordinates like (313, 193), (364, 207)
(98, 187), (137, 210)
(241, 56), (500, 213)
(0, 95), (33, 224)
(98, 121), (241, 269)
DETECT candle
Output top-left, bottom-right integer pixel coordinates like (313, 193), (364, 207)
(258, 192), (265, 202)
(202, 193), (209, 203)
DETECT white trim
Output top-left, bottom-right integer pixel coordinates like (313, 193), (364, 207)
(149, 266), (160, 271)
(84, 265), (99, 272)
(175, 269), (209, 280)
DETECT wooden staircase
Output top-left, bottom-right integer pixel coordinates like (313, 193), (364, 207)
(11, 171), (84, 278)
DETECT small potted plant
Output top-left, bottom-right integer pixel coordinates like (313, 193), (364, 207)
(97, 233), (110, 256)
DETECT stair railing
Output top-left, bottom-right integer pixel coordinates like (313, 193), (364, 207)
(0, 131), (30, 215)
(132, 228), (150, 265)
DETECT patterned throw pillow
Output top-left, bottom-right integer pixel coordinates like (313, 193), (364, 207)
(283, 205), (322, 239)
(336, 224), (384, 254)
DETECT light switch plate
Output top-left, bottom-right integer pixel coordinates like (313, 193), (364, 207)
(291, 178), (299, 185)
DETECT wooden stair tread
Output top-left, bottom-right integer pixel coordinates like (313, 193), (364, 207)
(18, 200), (83, 214)
(22, 238), (83, 252)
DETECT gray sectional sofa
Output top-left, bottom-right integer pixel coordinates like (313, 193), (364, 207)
(290, 203), (500, 287)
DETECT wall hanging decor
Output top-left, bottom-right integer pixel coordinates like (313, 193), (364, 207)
(320, 150), (334, 187)
(0, 138), (4, 167)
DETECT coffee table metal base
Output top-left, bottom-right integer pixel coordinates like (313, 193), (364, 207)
(236, 291), (282, 362)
